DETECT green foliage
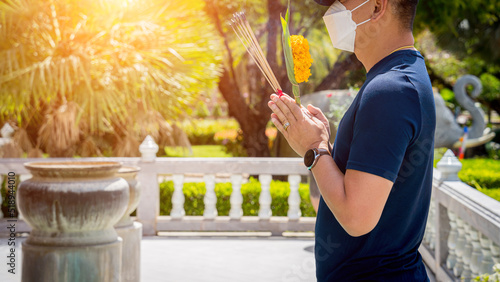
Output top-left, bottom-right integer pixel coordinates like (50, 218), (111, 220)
(439, 88), (457, 105)
(159, 177), (316, 217)
(180, 118), (239, 145)
(458, 159), (500, 189)
(486, 142), (500, 160)
(415, 0), (500, 68)
(212, 104), (223, 119)
(220, 130), (247, 157)
(480, 74), (500, 102)
(0, 0), (221, 134)
(1, 175), (19, 218)
(194, 101), (210, 119)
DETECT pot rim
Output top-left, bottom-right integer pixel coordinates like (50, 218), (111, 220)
(24, 161), (122, 178)
(117, 166), (141, 174)
(24, 161), (121, 170)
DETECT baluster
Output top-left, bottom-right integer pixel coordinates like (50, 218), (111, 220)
(258, 174), (272, 220)
(428, 199), (436, 250)
(469, 227), (483, 278)
(0, 175), (3, 218)
(423, 201), (431, 246)
(229, 174), (243, 219)
(287, 175), (301, 220)
(479, 235), (495, 276)
(446, 210), (458, 270)
(454, 217), (466, 277)
(462, 222), (473, 281)
(491, 241), (500, 265)
(203, 174), (217, 219)
(171, 174), (185, 219)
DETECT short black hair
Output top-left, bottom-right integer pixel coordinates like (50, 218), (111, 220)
(390, 0), (419, 31)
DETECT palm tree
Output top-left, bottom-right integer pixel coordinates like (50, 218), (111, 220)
(0, 0), (221, 157)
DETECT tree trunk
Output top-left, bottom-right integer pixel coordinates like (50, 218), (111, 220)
(314, 53), (363, 91)
(206, 0), (286, 157)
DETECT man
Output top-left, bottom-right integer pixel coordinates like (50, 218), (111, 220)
(268, 0), (435, 281)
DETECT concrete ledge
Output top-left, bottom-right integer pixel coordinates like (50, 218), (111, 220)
(1, 216), (316, 237)
(156, 216), (316, 235)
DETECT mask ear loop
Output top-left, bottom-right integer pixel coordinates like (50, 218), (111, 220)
(351, 0), (372, 27)
(356, 18), (371, 26)
(351, 0), (370, 12)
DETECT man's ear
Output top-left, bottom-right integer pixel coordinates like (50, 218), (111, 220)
(371, 0), (388, 22)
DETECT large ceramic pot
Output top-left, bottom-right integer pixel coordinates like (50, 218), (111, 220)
(18, 161), (129, 282)
(115, 166), (141, 228)
(115, 166), (142, 282)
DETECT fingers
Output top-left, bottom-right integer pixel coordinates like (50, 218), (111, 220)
(268, 100), (290, 126)
(271, 113), (287, 136)
(270, 93), (302, 122)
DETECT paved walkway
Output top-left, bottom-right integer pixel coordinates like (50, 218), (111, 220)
(0, 235), (316, 282)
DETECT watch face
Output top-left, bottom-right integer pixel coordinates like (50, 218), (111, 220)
(304, 149), (315, 167)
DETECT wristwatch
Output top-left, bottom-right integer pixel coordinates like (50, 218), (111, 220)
(304, 148), (330, 170)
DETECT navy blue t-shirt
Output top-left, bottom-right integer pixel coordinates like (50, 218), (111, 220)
(315, 50), (436, 281)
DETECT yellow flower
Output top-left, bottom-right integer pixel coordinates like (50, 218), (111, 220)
(290, 35), (313, 83)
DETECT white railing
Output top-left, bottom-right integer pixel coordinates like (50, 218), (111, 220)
(0, 145), (315, 237)
(421, 150), (500, 281)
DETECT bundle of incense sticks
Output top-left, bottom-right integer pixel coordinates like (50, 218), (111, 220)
(230, 12), (282, 95)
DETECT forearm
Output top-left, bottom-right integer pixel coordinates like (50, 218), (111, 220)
(310, 154), (350, 226)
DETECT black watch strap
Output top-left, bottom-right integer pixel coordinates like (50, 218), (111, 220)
(306, 148), (330, 170)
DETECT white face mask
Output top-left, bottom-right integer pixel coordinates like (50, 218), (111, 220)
(323, 0), (371, 52)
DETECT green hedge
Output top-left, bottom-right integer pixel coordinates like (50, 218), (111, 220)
(458, 159), (500, 189)
(159, 177), (316, 217)
(180, 118), (239, 145)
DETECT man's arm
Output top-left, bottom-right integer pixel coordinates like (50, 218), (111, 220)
(310, 149), (393, 237)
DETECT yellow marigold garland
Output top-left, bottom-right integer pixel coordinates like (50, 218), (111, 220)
(290, 35), (313, 83)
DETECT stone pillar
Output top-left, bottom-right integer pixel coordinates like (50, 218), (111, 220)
(18, 162), (129, 282)
(203, 174), (217, 219)
(437, 149), (462, 182)
(462, 223), (473, 281)
(424, 197), (436, 250)
(229, 174), (243, 219)
(287, 174), (302, 220)
(258, 174), (272, 220)
(469, 228), (483, 278)
(137, 136), (159, 235)
(446, 211), (458, 270)
(171, 174), (185, 219)
(115, 167), (142, 282)
(454, 217), (466, 277)
(479, 235), (495, 275)
(0, 175), (2, 219)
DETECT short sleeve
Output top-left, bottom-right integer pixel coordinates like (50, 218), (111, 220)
(346, 75), (421, 182)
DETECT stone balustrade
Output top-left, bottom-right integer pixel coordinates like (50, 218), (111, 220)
(1, 138), (500, 281)
(420, 150), (500, 281)
(0, 136), (314, 238)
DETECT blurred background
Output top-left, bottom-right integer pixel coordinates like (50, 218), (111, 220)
(0, 0), (499, 198)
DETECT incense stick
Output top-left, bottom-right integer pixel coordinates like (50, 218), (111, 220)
(230, 12), (282, 93)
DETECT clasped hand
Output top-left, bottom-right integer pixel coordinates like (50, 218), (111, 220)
(268, 93), (330, 157)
